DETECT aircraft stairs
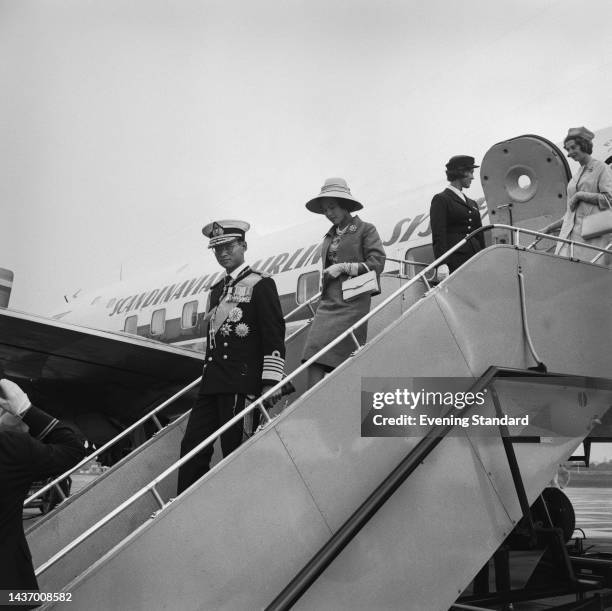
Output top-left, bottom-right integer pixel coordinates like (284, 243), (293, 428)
(36, 235), (612, 610)
(25, 291), (332, 589)
(25, 263), (419, 583)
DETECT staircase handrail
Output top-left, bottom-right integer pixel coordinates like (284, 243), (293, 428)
(25, 290), (322, 507)
(35, 224), (611, 574)
(24, 378), (202, 507)
(266, 366), (545, 610)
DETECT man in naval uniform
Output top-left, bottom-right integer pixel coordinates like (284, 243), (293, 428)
(177, 220), (286, 494)
(429, 155), (485, 280)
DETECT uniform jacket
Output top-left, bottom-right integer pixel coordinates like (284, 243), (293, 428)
(0, 406), (85, 595)
(430, 188), (485, 270)
(320, 215), (386, 293)
(202, 266), (285, 395)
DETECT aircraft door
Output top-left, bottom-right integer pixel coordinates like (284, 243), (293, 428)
(480, 134), (571, 247)
(401, 244), (434, 314)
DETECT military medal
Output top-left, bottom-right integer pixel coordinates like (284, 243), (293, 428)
(231, 285), (252, 303)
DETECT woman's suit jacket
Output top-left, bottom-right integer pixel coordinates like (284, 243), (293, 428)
(302, 216), (385, 369)
(320, 215), (386, 287)
(556, 158), (612, 263)
(430, 188), (485, 272)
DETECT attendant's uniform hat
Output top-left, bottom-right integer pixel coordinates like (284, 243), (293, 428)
(445, 155), (479, 172)
(305, 177), (364, 214)
(202, 220), (250, 248)
(564, 126), (595, 143)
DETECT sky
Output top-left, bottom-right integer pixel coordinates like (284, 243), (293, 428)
(1, 0), (611, 461)
(2, 0), (612, 314)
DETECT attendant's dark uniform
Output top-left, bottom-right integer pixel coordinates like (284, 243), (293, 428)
(0, 405), (85, 603)
(430, 155), (485, 273)
(177, 221), (286, 493)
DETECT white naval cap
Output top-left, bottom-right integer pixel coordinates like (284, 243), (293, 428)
(202, 219), (250, 248)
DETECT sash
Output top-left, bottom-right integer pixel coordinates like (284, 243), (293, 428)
(209, 272), (263, 338)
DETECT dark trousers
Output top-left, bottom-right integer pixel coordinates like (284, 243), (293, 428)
(177, 392), (246, 494)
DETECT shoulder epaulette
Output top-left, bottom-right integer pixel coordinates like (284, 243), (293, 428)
(249, 269), (270, 278)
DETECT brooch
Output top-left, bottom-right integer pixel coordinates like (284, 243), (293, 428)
(228, 307), (243, 323)
(235, 323), (250, 337)
(219, 323), (232, 337)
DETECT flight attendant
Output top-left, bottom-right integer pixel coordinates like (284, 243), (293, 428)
(177, 220), (286, 494)
(430, 155), (485, 279)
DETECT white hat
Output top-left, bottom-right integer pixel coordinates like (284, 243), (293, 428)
(202, 219), (250, 248)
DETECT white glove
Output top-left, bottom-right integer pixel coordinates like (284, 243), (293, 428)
(323, 263), (346, 278)
(0, 379), (32, 417)
(324, 262), (359, 278)
(436, 264), (449, 281)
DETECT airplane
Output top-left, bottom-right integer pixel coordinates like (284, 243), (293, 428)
(1, 127), (612, 453)
(35, 125), (612, 346)
(43, 197), (451, 350)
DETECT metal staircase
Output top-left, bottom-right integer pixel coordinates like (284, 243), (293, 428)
(35, 231), (612, 610)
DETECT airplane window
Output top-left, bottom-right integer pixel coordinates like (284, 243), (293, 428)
(403, 245), (436, 281)
(181, 300), (198, 329)
(151, 309), (166, 335)
(124, 315), (138, 334)
(296, 270), (320, 304)
(107, 298), (117, 309)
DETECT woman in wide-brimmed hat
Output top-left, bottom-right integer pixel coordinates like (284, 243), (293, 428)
(543, 126), (612, 264)
(301, 177), (386, 388)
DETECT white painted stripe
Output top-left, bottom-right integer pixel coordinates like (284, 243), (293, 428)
(38, 418), (59, 440)
(263, 370), (283, 382)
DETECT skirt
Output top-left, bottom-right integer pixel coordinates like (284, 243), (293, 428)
(301, 275), (371, 369)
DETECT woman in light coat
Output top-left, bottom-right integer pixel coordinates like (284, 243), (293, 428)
(544, 126), (612, 264)
(301, 177), (386, 388)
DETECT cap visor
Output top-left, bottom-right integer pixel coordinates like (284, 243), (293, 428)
(208, 235), (241, 248)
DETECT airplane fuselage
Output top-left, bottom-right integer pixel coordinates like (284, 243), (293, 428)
(52, 202), (475, 350)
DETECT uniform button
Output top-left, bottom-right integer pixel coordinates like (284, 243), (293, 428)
(223, 355), (228, 360)
(208, 357), (213, 362)
(467, 225), (471, 229)
(223, 342), (228, 347)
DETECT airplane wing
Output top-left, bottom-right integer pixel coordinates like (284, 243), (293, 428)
(0, 307), (204, 447)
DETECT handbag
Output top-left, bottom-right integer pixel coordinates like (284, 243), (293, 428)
(582, 208), (612, 240)
(341, 265), (379, 302)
